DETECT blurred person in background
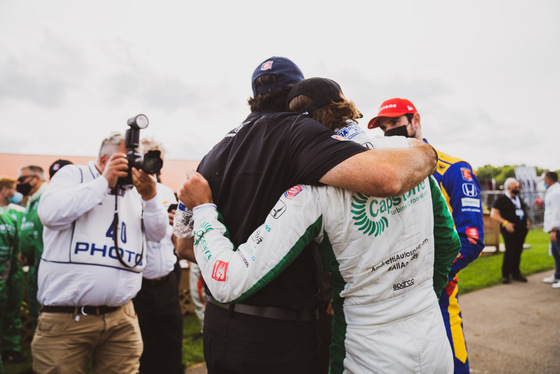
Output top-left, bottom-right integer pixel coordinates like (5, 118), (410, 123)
(0, 177), (26, 369)
(17, 165), (47, 329)
(48, 159), (73, 181)
(542, 171), (560, 287)
(491, 178), (530, 284)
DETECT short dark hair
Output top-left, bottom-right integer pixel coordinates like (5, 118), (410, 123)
(19, 165), (45, 181)
(248, 76), (292, 112)
(545, 171), (558, 182)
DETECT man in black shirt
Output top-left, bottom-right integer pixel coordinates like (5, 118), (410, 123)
(491, 177), (530, 284)
(177, 56), (438, 373)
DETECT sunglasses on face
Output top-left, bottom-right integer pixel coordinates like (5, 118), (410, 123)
(17, 175), (36, 183)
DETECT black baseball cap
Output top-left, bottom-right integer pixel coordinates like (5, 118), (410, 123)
(49, 159), (73, 179)
(287, 77), (345, 113)
(251, 57), (304, 96)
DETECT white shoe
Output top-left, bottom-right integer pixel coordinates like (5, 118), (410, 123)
(552, 282), (560, 289)
(542, 275), (559, 284)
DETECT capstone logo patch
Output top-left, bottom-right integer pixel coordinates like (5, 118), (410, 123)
(351, 180), (427, 237)
(351, 193), (389, 237)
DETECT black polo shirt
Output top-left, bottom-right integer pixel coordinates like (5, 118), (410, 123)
(493, 194), (529, 232)
(197, 111), (367, 310)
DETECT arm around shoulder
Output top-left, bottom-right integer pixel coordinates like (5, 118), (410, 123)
(319, 140), (438, 197)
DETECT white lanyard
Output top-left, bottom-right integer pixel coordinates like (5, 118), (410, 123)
(507, 194), (524, 219)
(508, 195), (521, 209)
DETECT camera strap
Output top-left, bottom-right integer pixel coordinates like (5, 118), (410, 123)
(112, 192), (144, 269)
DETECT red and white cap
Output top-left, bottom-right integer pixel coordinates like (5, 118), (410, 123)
(368, 98), (417, 129)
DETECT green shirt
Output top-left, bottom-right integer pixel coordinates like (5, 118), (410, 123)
(20, 187), (45, 262)
(0, 204), (24, 278)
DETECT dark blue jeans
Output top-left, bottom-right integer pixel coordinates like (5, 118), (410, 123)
(551, 239), (560, 279)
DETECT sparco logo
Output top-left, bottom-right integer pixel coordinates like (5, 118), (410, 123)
(351, 193), (389, 237)
(393, 279), (414, 291)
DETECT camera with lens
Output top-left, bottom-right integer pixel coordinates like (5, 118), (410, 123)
(117, 114), (163, 187)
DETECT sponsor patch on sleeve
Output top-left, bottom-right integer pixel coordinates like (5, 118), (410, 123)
(461, 197), (480, 208)
(284, 185), (303, 199)
(461, 168), (473, 181)
(331, 135), (349, 141)
(270, 200), (287, 219)
(466, 227), (479, 240)
(212, 260), (228, 282)
(462, 183), (478, 197)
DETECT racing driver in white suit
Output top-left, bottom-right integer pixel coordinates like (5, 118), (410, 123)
(179, 78), (460, 374)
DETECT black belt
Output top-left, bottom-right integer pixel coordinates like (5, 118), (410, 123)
(208, 297), (319, 322)
(142, 272), (171, 286)
(40, 305), (121, 316)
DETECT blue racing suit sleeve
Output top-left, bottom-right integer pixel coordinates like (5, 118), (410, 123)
(438, 161), (485, 279)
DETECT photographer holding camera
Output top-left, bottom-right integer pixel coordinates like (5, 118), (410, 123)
(32, 116), (169, 373)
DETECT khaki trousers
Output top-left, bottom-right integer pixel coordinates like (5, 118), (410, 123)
(31, 300), (143, 374)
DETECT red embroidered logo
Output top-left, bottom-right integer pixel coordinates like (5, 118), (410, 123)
(466, 227), (479, 240)
(461, 168), (473, 181)
(261, 61), (273, 71)
(212, 260), (228, 282)
(284, 185), (303, 199)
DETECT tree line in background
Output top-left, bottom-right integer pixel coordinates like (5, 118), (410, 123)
(476, 164), (557, 188)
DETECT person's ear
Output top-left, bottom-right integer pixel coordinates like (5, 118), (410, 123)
(98, 154), (109, 172)
(411, 113), (421, 130)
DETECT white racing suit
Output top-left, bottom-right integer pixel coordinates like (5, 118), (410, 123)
(193, 134), (457, 373)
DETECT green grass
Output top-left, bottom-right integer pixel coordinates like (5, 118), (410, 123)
(458, 229), (554, 295)
(182, 314), (205, 367)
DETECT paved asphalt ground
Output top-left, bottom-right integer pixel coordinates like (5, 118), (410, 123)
(185, 270), (560, 374)
(461, 270), (560, 374)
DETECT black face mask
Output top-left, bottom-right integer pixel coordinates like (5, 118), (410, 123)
(384, 125), (409, 137)
(511, 188), (520, 196)
(16, 182), (32, 196)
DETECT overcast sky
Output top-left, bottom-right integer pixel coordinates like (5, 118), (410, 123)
(1, 0), (558, 172)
